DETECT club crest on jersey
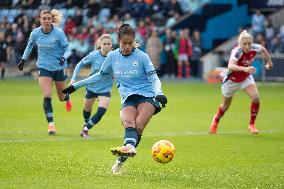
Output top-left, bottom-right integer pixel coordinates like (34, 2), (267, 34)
(132, 61), (138, 66)
(51, 37), (56, 43)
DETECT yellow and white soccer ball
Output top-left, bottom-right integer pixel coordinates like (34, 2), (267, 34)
(151, 140), (175, 164)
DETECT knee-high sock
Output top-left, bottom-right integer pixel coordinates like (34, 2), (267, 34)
(83, 109), (91, 124)
(124, 127), (138, 147)
(86, 107), (107, 129)
(250, 102), (260, 125)
(177, 65), (182, 78)
(118, 134), (141, 163)
(214, 106), (225, 123)
(43, 97), (53, 123)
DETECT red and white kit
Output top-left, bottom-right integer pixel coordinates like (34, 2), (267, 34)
(222, 44), (262, 97)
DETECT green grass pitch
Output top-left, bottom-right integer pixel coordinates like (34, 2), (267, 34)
(0, 80), (284, 188)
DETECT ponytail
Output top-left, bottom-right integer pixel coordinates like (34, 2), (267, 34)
(40, 9), (64, 26)
(238, 30), (253, 45)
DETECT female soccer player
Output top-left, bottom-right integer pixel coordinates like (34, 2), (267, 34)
(69, 34), (113, 138)
(17, 9), (72, 135)
(62, 24), (167, 174)
(209, 30), (273, 134)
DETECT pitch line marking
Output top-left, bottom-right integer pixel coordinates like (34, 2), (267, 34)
(0, 129), (283, 143)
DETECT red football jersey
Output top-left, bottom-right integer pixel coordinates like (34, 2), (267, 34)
(227, 44), (262, 82)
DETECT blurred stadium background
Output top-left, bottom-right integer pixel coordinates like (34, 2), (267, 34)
(0, 0), (284, 81)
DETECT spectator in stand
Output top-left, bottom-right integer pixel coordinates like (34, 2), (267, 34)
(133, 0), (147, 18)
(91, 15), (99, 28)
(270, 35), (282, 54)
(265, 17), (275, 52)
(14, 31), (26, 63)
(86, 0), (101, 18)
(70, 36), (90, 62)
(111, 14), (122, 29)
(77, 27), (89, 41)
(162, 28), (176, 79)
(64, 16), (76, 35)
(255, 33), (265, 47)
(144, 16), (156, 33)
(123, 13), (137, 29)
(191, 29), (202, 78)
(178, 0), (191, 13)
(146, 30), (162, 71)
(177, 29), (192, 78)
(104, 17), (116, 31)
(73, 9), (84, 26)
(122, 0), (135, 16)
(163, 0), (183, 17)
(0, 32), (11, 80)
(252, 9), (265, 38)
(137, 20), (148, 41)
(166, 12), (180, 28)
(280, 25), (284, 53)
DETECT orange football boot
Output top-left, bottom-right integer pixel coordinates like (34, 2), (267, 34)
(66, 100), (72, 112)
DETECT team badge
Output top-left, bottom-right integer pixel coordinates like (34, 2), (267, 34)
(51, 37), (56, 43)
(133, 61), (138, 66)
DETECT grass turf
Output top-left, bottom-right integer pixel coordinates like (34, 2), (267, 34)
(0, 80), (284, 188)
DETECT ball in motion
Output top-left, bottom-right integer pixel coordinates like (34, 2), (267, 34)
(151, 140), (175, 164)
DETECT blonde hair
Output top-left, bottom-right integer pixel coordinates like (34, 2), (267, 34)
(40, 9), (63, 26)
(238, 30), (253, 45)
(95, 34), (112, 50)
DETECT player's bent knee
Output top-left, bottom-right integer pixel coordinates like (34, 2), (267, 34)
(123, 120), (136, 128)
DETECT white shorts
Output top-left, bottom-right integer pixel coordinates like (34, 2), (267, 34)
(178, 54), (188, 62)
(221, 75), (255, 97)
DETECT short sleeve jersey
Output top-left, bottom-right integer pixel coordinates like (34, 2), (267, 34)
(74, 50), (113, 93)
(227, 44), (262, 82)
(25, 26), (69, 71)
(100, 48), (157, 103)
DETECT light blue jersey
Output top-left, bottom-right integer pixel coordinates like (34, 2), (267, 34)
(71, 50), (113, 93)
(73, 48), (163, 104)
(22, 26), (70, 71)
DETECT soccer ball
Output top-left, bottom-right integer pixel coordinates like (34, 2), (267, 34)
(151, 140), (175, 164)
